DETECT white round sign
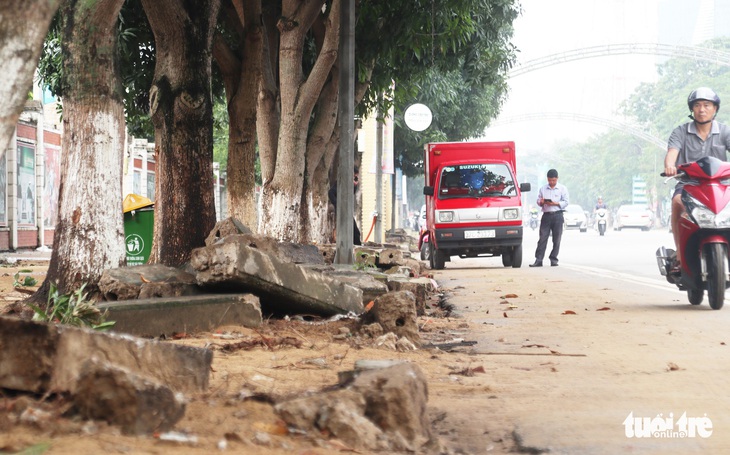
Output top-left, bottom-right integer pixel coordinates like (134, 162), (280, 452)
(404, 103), (432, 132)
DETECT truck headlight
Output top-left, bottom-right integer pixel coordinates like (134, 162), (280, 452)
(503, 208), (519, 220)
(438, 211), (454, 222)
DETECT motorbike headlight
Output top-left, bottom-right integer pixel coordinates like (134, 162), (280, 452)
(438, 211), (454, 222)
(684, 194), (730, 228)
(503, 208), (519, 220)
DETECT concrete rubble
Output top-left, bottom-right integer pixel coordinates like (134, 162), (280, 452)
(0, 316), (211, 434)
(1, 218), (444, 442)
(275, 362), (439, 453)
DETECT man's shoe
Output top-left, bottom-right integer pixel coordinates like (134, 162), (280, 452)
(551, 261), (559, 267)
(529, 261), (542, 267)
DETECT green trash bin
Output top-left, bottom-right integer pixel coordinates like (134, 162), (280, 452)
(123, 194), (154, 266)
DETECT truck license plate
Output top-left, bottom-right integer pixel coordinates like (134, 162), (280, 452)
(464, 229), (495, 239)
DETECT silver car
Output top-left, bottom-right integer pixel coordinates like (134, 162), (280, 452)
(563, 204), (588, 232)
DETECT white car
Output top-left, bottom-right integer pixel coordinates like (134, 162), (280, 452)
(563, 205), (588, 232)
(615, 205), (653, 231)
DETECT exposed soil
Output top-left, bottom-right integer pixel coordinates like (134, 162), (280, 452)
(0, 258), (515, 455)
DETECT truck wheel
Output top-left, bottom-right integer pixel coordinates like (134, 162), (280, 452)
(511, 244), (523, 268)
(502, 250), (513, 267)
(430, 242), (446, 270)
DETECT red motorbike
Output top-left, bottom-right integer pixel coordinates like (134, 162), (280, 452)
(657, 155), (730, 310)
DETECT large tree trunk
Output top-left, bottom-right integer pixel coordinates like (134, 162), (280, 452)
(38, 0), (127, 300)
(142, 0), (221, 266)
(257, 0), (339, 241)
(214, 0), (262, 229)
(0, 0), (60, 154)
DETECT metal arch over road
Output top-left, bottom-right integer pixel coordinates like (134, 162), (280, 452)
(509, 43), (730, 78)
(489, 112), (667, 150)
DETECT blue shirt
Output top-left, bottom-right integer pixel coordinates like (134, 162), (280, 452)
(537, 183), (569, 213)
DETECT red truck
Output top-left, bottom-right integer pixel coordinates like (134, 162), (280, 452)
(419, 141), (531, 269)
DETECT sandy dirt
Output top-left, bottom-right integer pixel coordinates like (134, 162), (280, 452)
(1, 255), (729, 454)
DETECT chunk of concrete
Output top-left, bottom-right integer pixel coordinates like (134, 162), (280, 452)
(362, 291), (420, 345)
(97, 293), (262, 338)
(311, 266), (389, 305)
(190, 236), (363, 316)
(98, 264), (201, 301)
(276, 363), (434, 452)
(211, 233), (325, 265)
(73, 358), (186, 435)
(386, 279), (427, 315)
(0, 316), (212, 395)
(205, 217), (253, 246)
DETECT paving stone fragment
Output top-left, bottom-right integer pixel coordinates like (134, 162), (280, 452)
(362, 291), (420, 345)
(0, 316), (211, 395)
(98, 293), (262, 338)
(98, 264), (201, 301)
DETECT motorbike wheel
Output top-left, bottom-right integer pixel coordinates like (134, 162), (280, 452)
(706, 243), (727, 310)
(511, 244), (523, 268)
(687, 289), (703, 305)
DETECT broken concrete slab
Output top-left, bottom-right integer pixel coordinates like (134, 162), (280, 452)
(97, 293), (262, 338)
(301, 264), (389, 305)
(0, 316), (212, 395)
(190, 236), (363, 316)
(73, 358), (186, 435)
(211, 233), (325, 265)
(98, 264), (201, 301)
(376, 247), (404, 266)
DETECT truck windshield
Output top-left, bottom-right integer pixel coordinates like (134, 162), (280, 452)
(438, 164), (516, 199)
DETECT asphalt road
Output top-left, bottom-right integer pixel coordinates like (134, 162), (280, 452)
(430, 226), (730, 454)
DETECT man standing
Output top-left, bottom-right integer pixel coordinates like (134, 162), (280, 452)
(529, 169), (569, 267)
(663, 87), (730, 271)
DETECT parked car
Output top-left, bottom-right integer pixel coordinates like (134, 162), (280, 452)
(563, 204), (588, 232)
(614, 204), (653, 231)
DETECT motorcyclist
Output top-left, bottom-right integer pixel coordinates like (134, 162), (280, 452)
(593, 196), (607, 213)
(663, 87), (730, 271)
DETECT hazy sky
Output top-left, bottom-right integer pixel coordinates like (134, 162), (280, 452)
(481, 0), (661, 152)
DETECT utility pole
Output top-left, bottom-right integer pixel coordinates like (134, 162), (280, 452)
(374, 104), (383, 243)
(335, 0), (355, 264)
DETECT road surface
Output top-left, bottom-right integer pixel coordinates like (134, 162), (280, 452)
(428, 227), (730, 454)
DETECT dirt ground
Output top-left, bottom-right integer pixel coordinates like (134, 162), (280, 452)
(0, 257), (521, 455)
(4, 254), (723, 454)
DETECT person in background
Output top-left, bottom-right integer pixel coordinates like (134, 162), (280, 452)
(529, 168), (569, 267)
(663, 87), (730, 272)
(594, 196), (607, 212)
(328, 166), (362, 245)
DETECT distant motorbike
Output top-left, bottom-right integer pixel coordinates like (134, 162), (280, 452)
(529, 211), (539, 230)
(656, 156), (730, 310)
(595, 208), (608, 236)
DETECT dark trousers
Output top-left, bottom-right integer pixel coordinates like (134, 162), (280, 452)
(534, 211), (564, 263)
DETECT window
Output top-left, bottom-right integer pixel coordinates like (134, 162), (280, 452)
(438, 164), (516, 198)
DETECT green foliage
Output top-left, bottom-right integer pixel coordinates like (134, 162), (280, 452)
(356, 0), (520, 177)
(13, 270), (38, 288)
(28, 282), (115, 331)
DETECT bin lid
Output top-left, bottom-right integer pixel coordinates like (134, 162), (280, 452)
(123, 193), (154, 213)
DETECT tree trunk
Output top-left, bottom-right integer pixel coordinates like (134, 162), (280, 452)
(257, 0), (340, 241)
(141, 0), (221, 266)
(0, 0), (60, 154)
(214, 0), (262, 230)
(38, 0), (127, 300)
